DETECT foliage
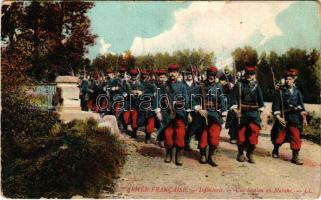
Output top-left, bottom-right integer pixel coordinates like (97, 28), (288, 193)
(91, 48), (215, 73)
(91, 53), (119, 73)
(1, 95), (126, 198)
(1, 1), (96, 82)
(232, 46), (258, 71)
(303, 112), (321, 145)
(257, 48), (320, 103)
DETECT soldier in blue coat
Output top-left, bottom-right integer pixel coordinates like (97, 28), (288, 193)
(123, 68), (143, 138)
(230, 66), (265, 163)
(194, 66), (227, 166)
(157, 64), (189, 166)
(184, 67), (203, 152)
(79, 76), (89, 111)
(155, 69), (169, 147)
(140, 69), (158, 143)
(220, 73), (238, 144)
(271, 69), (307, 165)
(104, 68), (128, 124)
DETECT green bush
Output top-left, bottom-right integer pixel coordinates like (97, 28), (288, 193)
(2, 94), (126, 198)
(303, 112), (321, 145)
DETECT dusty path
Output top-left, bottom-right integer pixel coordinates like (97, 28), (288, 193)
(100, 129), (321, 199)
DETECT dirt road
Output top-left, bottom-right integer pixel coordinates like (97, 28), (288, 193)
(100, 129), (321, 199)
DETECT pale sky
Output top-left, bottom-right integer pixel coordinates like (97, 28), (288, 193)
(87, 1), (321, 66)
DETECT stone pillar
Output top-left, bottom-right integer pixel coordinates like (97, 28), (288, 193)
(55, 76), (81, 112)
(55, 76), (121, 135)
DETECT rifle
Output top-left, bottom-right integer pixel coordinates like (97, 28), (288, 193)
(164, 82), (176, 120)
(223, 69), (232, 91)
(83, 66), (87, 78)
(188, 59), (208, 125)
(270, 66), (285, 118)
(114, 55), (129, 95)
(237, 78), (242, 125)
(233, 62), (242, 125)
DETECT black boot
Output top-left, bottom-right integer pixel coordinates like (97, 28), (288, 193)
(145, 133), (151, 144)
(164, 148), (173, 163)
(246, 144), (256, 163)
(207, 146), (218, 167)
(291, 150), (303, 165)
(184, 143), (192, 152)
(199, 148), (207, 164)
(236, 144), (245, 162)
(131, 129), (137, 138)
(175, 147), (184, 166)
(272, 144), (280, 158)
(184, 132), (192, 151)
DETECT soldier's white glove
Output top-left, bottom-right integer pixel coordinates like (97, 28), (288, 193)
(111, 86), (119, 91)
(188, 113), (192, 124)
(233, 108), (241, 118)
(194, 105), (202, 112)
(133, 90), (142, 96)
(123, 93), (128, 98)
(276, 115), (286, 127)
(137, 91), (143, 96)
(155, 108), (162, 122)
(198, 109), (208, 119)
(156, 112), (162, 122)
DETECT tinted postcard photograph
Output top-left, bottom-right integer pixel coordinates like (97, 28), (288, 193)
(1, 0), (320, 199)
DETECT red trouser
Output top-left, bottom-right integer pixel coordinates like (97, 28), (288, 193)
(88, 99), (94, 110)
(114, 102), (123, 116)
(199, 122), (221, 149)
(238, 122), (260, 145)
(275, 126), (301, 150)
(164, 118), (186, 149)
(96, 98), (108, 112)
(123, 109), (138, 129)
(146, 116), (155, 135)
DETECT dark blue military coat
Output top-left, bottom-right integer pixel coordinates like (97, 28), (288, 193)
(159, 80), (189, 123)
(195, 81), (227, 125)
(140, 80), (157, 120)
(230, 79), (265, 126)
(271, 86), (305, 143)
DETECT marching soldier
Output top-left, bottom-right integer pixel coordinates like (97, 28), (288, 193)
(184, 67), (203, 151)
(105, 68), (125, 117)
(157, 64), (189, 166)
(155, 69), (169, 147)
(195, 66), (226, 167)
(230, 66), (265, 163)
(219, 73), (238, 144)
(123, 68), (142, 138)
(100, 68), (121, 115)
(119, 66), (127, 80)
(87, 71), (101, 111)
(94, 69), (112, 114)
(271, 69), (307, 165)
(79, 75), (89, 111)
(155, 69), (168, 86)
(140, 69), (158, 143)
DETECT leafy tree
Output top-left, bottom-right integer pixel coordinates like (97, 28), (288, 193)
(256, 49), (320, 103)
(91, 53), (118, 73)
(232, 46), (258, 71)
(123, 50), (136, 70)
(1, 1), (96, 82)
(135, 54), (154, 69)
